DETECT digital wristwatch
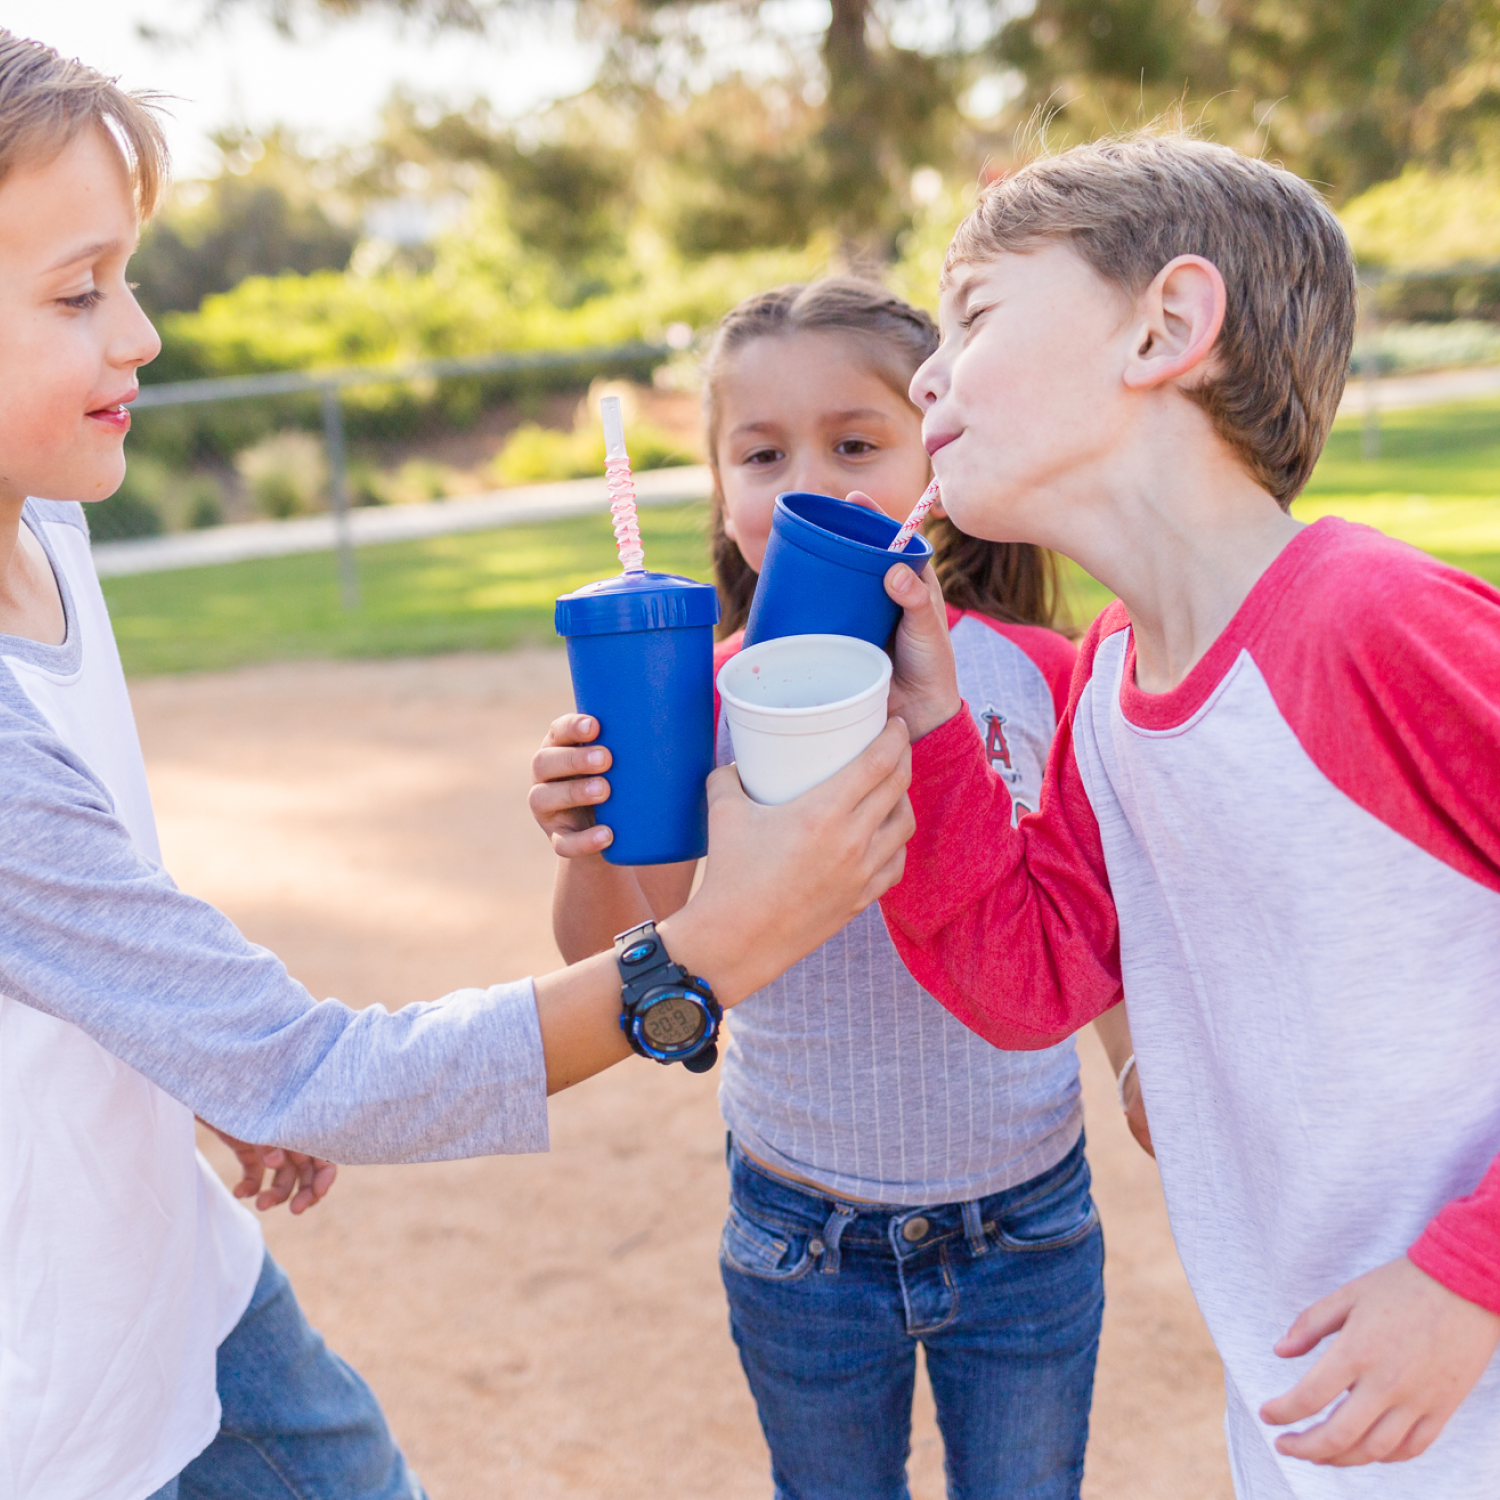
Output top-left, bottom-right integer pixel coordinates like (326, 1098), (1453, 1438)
(614, 921), (721, 1073)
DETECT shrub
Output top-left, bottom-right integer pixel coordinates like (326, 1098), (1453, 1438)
(493, 418), (692, 486)
(237, 432), (327, 518)
(89, 463), (166, 540)
(186, 476), (225, 529)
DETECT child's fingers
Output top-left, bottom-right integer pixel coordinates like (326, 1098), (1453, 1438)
(231, 1155), (265, 1199)
(1273, 1284), (1356, 1359)
(257, 1154), (301, 1210)
(1272, 1381), (1387, 1464)
(529, 774), (610, 822)
(1330, 1405), (1426, 1466)
(541, 713), (600, 749)
(532, 742), (611, 785)
(1261, 1341), (1357, 1427)
(289, 1158), (338, 1215)
(552, 824), (613, 858)
(1387, 1414), (1443, 1463)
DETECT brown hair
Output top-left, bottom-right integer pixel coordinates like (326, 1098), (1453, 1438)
(702, 277), (1063, 637)
(945, 131), (1356, 507)
(0, 30), (169, 217)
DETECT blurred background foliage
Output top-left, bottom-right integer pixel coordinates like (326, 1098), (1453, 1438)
(109, 0), (1499, 542)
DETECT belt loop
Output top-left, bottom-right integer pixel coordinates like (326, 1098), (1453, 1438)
(818, 1203), (859, 1275)
(961, 1199), (988, 1258)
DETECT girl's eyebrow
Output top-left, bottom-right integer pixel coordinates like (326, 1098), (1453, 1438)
(821, 408), (893, 424)
(727, 420), (785, 439)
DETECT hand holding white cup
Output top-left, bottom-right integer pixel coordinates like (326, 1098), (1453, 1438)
(717, 634), (894, 805)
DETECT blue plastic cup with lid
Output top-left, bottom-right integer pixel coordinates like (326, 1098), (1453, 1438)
(743, 492), (934, 649)
(554, 570), (720, 866)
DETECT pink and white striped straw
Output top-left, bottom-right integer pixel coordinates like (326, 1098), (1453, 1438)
(888, 477), (940, 552)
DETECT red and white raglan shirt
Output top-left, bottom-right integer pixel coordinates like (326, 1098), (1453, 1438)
(880, 518), (1500, 1499)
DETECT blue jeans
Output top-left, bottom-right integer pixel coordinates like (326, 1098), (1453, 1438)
(148, 1252), (424, 1500)
(721, 1135), (1104, 1500)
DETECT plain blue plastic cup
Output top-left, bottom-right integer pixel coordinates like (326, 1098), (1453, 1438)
(555, 571), (720, 866)
(743, 492), (934, 649)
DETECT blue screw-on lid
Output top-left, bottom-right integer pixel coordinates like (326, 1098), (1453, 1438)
(555, 570), (721, 638)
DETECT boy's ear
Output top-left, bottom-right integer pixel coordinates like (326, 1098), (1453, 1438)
(1122, 255), (1227, 393)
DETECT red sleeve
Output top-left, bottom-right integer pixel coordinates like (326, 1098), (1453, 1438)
(712, 630), (745, 729)
(880, 606), (1125, 1049)
(947, 605), (1076, 724)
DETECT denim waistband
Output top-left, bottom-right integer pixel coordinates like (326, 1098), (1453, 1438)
(727, 1131), (1090, 1265)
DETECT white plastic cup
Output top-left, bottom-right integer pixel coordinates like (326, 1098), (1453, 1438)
(717, 634), (893, 805)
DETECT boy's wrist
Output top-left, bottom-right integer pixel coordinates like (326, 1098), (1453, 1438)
(655, 908), (755, 1009)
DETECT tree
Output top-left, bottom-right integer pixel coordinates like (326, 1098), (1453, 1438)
(994, 0), (1500, 200)
(132, 130), (358, 317)
(192, 0), (965, 253)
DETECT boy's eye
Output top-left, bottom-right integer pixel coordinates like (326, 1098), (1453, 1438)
(743, 447), (783, 466)
(60, 289), (104, 311)
(835, 439), (877, 457)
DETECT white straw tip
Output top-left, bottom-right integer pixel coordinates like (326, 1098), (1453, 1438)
(600, 395), (627, 462)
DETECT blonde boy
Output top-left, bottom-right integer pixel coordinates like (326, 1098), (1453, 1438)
(878, 133), (1500, 1497)
(0, 33), (910, 1499)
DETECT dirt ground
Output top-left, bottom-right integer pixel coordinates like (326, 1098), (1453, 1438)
(131, 648), (1235, 1500)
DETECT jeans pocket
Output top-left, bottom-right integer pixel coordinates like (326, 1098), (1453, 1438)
(996, 1154), (1100, 1253)
(720, 1201), (817, 1282)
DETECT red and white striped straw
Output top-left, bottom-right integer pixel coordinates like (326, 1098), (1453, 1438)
(888, 477), (940, 552)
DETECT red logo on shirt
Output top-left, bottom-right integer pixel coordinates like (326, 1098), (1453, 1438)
(982, 706), (1012, 770)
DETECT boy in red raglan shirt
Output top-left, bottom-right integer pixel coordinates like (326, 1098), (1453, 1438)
(874, 133), (1500, 1499)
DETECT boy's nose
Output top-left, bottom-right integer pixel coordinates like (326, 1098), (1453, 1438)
(909, 352), (946, 409)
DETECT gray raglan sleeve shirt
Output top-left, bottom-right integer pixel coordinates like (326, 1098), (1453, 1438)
(0, 680), (549, 1164)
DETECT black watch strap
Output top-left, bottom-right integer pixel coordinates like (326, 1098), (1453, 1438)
(614, 921), (720, 1071)
(614, 921), (681, 991)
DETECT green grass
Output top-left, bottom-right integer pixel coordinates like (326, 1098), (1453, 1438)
(103, 503), (714, 676)
(1058, 395), (1500, 630)
(103, 397), (1500, 675)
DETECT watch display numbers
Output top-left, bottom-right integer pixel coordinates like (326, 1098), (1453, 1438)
(642, 994), (706, 1049)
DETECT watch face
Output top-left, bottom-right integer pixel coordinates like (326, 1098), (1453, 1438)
(640, 992), (707, 1051)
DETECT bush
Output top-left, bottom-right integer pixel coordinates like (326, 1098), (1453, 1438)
(236, 432), (327, 518)
(90, 466), (166, 541)
(493, 418), (692, 486)
(186, 476), (225, 529)
(1343, 167), (1500, 272)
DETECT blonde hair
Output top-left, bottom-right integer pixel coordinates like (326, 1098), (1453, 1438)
(700, 278), (1063, 637)
(0, 30), (169, 217)
(946, 131), (1357, 506)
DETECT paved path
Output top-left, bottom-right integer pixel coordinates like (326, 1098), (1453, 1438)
(94, 364), (1500, 580)
(1337, 363), (1500, 415)
(92, 465), (713, 579)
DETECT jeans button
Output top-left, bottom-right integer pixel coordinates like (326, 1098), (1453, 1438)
(901, 1216), (930, 1243)
(809, 1238), (825, 1256)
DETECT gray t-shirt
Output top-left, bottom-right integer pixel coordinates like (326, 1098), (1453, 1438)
(716, 611), (1083, 1205)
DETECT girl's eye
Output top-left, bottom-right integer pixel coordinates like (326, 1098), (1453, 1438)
(835, 439), (877, 457)
(743, 447), (783, 466)
(60, 289), (104, 311)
